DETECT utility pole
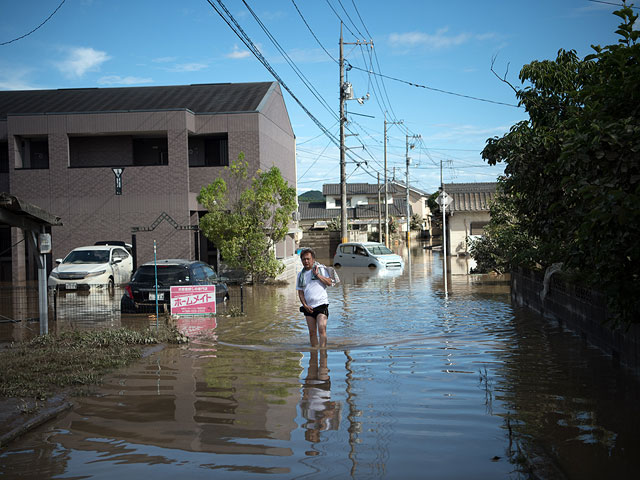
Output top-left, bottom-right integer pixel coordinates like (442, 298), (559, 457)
(384, 114), (387, 247)
(339, 23), (347, 244)
(405, 134), (420, 248)
(339, 23), (371, 244)
(377, 172), (382, 242)
(383, 114), (402, 247)
(440, 160), (449, 298)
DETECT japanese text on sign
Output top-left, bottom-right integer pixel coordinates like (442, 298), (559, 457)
(170, 285), (216, 315)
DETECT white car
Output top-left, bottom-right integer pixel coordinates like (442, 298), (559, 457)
(48, 245), (133, 293)
(333, 242), (404, 269)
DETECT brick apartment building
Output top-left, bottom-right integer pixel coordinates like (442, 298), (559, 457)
(0, 82), (298, 283)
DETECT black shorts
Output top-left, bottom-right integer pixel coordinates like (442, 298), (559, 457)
(300, 304), (329, 319)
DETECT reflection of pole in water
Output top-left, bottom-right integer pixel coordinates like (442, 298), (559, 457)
(341, 280), (353, 329)
(344, 350), (360, 477)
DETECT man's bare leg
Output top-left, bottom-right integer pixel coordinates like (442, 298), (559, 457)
(306, 316), (319, 347)
(316, 314), (328, 348)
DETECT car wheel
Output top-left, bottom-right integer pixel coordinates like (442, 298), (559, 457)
(368, 264), (377, 269)
(333, 263), (341, 268)
(108, 278), (115, 296)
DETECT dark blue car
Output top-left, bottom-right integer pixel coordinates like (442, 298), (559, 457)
(121, 259), (229, 314)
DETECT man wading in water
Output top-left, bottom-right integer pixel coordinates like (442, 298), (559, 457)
(297, 248), (333, 348)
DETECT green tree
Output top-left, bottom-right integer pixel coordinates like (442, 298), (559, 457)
(469, 186), (540, 274)
(410, 213), (423, 231)
(426, 191), (441, 217)
(197, 153), (297, 283)
(481, 5), (640, 325)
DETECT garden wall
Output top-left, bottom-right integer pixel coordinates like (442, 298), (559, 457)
(511, 268), (640, 376)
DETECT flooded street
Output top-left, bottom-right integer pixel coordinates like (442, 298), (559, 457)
(1, 247), (639, 479)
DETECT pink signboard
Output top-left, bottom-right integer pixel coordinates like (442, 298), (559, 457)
(170, 285), (216, 315)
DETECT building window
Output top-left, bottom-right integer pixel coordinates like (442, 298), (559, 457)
(133, 137), (168, 166)
(0, 226), (11, 282)
(189, 134), (228, 167)
(0, 142), (8, 173)
(470, 221), (489, 235)
(16, 137), (49, 169)
(69, 135), (132, 168)
(334, 199), (352, 207)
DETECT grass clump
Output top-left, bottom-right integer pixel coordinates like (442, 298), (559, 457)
(0, 325), (186, 400)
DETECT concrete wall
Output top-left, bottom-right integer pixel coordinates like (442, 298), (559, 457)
(511, 268), (640, 377)
(299, 230), (368, 262)
(448, 211), (489, 255)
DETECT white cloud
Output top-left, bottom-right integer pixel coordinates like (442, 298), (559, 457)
(152, 56), (177, 63)
(389, 28), (471, 49)
(425, 123), (511, 143)
(168, 62), (208, 72)
(389, 28), (496, 51)
(98, 75), (153, 85)
(56, 47), (110, 78)
(226, 45), (251, 59)
(0, 66), (37, 90)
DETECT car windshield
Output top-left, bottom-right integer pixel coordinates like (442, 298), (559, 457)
(366, 245), (394, 255)
(63, 250), (110, 264)
(132, 265), (190, 286)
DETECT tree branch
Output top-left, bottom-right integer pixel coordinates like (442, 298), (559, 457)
(491, 54), (518, 95)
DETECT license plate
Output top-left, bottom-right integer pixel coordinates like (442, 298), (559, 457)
(149, 292), (164, 301)
(66, 283), (77, 290)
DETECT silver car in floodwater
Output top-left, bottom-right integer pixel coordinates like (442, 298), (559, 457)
(333, 242), (404, 269)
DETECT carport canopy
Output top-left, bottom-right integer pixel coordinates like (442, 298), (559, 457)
(0, 192), (62, 335)
(0, 192), (62, 231)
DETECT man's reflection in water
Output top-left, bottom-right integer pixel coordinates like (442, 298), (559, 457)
(300, 349), (341, 443)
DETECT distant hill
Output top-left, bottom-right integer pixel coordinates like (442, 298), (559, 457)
(298, 190), (324, 202)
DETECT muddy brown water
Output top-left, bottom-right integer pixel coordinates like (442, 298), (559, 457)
(1, 247), (639, 479)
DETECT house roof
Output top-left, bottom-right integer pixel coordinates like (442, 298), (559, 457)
(299, 199), (410, 221)
(390, 180), (430, 197)
(443, 182), (496, 212)
(0, 82), (276, 119)
(322, 183), (398, 196)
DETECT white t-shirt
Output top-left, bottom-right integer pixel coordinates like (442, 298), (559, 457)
(297, 267), (329, 308)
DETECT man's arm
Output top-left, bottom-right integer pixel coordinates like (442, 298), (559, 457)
(298, 289), (313, 312)
(314, 265), (333, 286)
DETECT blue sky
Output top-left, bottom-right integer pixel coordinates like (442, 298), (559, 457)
(0, 0), (627, 195)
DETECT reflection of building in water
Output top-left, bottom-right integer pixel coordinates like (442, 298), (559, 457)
(52, 345), (303, 468)
(450, 254), (476, 276)
(300, 350), (341, 442)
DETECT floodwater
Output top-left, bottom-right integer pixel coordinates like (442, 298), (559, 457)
(1, 247), (639, 479)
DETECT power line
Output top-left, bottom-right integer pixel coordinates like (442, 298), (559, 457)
(587, 0), (640, 9)
(298, 139), (334, 181)
(241, 0), (338, 122)
(207, 0), (375, 176)
(1, 0), (66, 46)
(348, 64), (521, 108)
(297, 121), (339, 145)
(337, 0), (366, 39)
(325, 0), (357, 38)
(290, 0), (337, 63)
(351, 0), (373, 38)
(204, 0), (340, 149)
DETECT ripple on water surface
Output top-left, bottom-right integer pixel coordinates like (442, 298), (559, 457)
(1, 251), (639, 479)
